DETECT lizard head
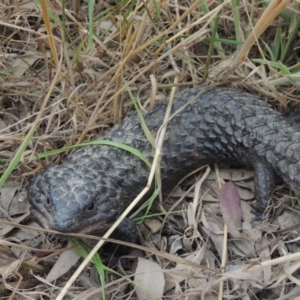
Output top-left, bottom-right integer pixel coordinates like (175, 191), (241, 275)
(28, 163), (125, 235)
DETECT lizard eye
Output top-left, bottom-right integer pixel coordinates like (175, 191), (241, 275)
(43, 196), (51, 207)
(87, 201), (95, 212)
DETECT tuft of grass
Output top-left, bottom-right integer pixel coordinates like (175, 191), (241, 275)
(70, 239), (107, 300)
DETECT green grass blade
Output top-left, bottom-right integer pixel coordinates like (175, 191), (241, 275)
(126, 85), (155, 147)
(88, 0), (95, 49)
(70, 239), (106, 300)
(231, 0), (242, 51)
(26, 140), (152, 168)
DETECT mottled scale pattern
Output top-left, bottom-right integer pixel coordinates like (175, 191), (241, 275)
(29, 85), (300, 243)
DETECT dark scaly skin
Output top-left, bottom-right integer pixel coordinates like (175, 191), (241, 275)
(28, 85), (300, 245)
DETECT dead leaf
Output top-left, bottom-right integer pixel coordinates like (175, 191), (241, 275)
(0, 258), (21, 278)
(0, 182), (20, 212)
(134, 257), (164, 300)
(220, 182), (242, 238)
(98, 20), (116, 31)
(240, 201), (256, 221)
(208, 169), (254, 181)
(144, 219), (162, 234)
(0, 211), (30, 236)
(257, 237), (271, 283)
(6, 190), (29, 217)
(275, 210), (300, 231)
(230, 238), (255, 257)
(235, 185), (254, 200)
(169, 235), (183, 255)
(0, 119), (9, 133)
(164, 249), (205, 293)
(46, 247), (81, 282)
(202, 221), (224, 259)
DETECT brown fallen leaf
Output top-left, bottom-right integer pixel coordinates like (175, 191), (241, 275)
(134, 257), (165, 300)
(220, 181), (242, 238)
(144, 219), (162, 234)
(46, 247), (81, 283)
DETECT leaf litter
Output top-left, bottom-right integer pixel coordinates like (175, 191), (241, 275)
(1, 0), (300, 299)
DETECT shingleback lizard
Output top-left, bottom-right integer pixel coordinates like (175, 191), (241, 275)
(28, 85), (300, 246)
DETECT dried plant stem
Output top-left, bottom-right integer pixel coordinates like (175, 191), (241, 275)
(235, 0), (290, 62)
(214, 163), (227, 300)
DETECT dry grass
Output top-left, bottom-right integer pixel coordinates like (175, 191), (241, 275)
(1, 0), (300, 299)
